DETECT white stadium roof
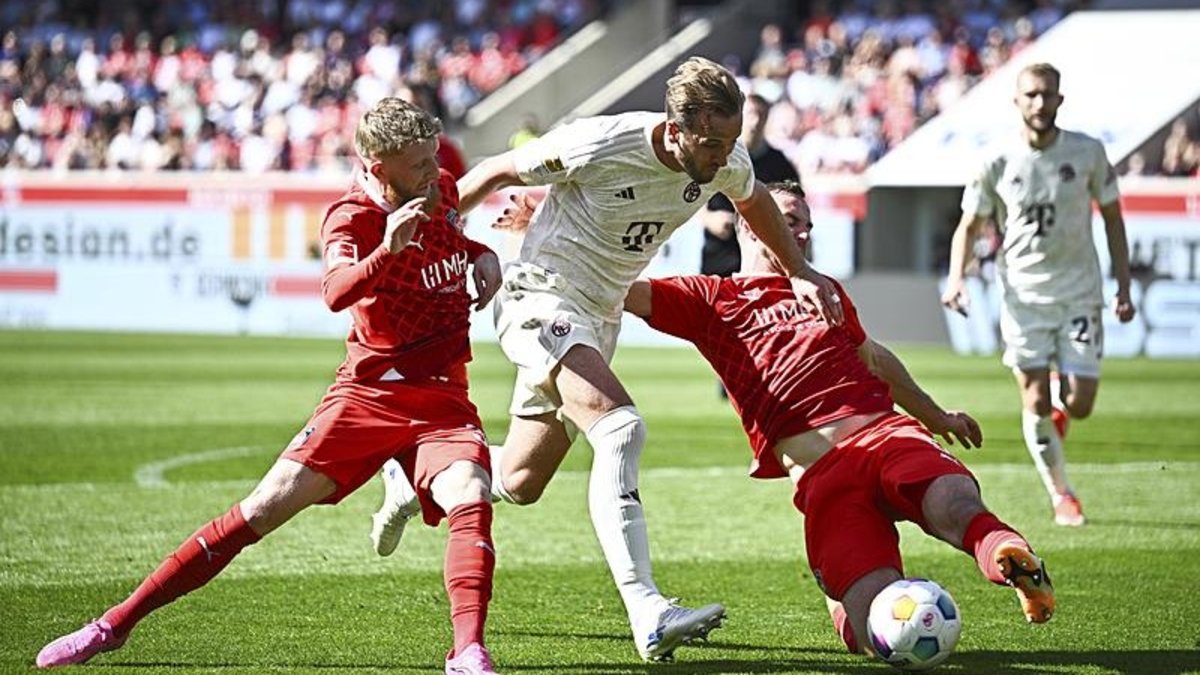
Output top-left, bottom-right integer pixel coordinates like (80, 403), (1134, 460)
(867, 10), (1200, 187)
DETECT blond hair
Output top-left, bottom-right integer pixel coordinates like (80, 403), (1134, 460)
(1018, 62), (1061, 89)
(354, 97), (442, 160)
(664, 56), (744, 133)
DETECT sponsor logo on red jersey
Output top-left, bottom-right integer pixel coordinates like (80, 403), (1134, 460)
(420, 250), (470, 289)
(325, 241), (358, 267)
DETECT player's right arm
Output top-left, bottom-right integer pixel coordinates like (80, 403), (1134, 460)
(942, 160), (999, 316)
(858, 338), (982, 449)
(459, 119), (591, 215)
(941, 212), (988, 316)
(321, 198), (429, 312)
(457, 152), (525, 214)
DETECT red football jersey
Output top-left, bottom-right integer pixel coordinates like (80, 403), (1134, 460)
(320, 169), (492, 384)
(646, 273), (894, 478)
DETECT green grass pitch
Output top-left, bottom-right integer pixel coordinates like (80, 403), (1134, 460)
(1, 330), (1198, 674)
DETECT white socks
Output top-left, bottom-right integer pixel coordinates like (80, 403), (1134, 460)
(585, 406), (666, 625)
(1022, 409), (1072, 498)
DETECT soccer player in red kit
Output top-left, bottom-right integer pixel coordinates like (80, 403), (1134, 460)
(36, 98), (505, 675)
(621, 181), (1056, 657)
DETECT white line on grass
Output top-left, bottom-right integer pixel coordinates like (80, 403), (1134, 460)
(128, 445), (1199, 489)
(133, 445), (268, 488)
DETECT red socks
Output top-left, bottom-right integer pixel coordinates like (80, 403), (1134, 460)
(444, 501), (495, 654)
(830, 603), (860, 653)
(98, 499), (495, 654)
(961, 511), (1030, 585)
(102, 504), (261, 636)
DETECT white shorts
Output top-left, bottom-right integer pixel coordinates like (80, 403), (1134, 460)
(999, 299), (1103, 378)
(493, 263), (621, 418)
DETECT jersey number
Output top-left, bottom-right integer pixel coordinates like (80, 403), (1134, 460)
(1021, 203), (1056, 236)
(1070, 314), (1102, 353)
(622, 221), (665, 252)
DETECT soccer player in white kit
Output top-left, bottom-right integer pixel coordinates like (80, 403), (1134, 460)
(372, 56), (843, 662)
(942, 63), (1136, 527)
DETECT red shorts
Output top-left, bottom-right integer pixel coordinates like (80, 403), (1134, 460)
(791, 413), (976, 601)
(281, 380), (489, 526)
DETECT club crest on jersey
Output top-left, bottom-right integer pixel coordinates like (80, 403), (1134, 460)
(325, 241), (358, 267)
(683, 181), (702, 203)
(445, 207), (461, 229)
(549, 318), (572, 337)
(1058, 163), (1076, 182)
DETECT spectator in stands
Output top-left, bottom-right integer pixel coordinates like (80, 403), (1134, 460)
(0, 0), (597, 171)
(702, 93), (800, 279)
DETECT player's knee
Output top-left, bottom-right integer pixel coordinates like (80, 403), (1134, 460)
(432, 461), (491, 508)
(239, 494), (286, 535)
(1065, 398), (1094, 419)
(499, 470), (548, 505)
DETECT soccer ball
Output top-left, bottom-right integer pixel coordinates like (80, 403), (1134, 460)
(867, 578), (962, 671)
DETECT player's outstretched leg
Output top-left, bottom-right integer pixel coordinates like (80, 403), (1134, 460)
(36, 504), (262, 668)
(35, 458), (330, 668)
(994, 539), (1055, 623)
(636, 601), (727, 662)
(371, 458), (422, 556)
(960, 512), (1055, 623)
(922, 475), (1055, 624)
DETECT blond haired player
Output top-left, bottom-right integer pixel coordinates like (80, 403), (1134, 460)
(942, 63), (1135, 527)
(37, 99), (505, 674)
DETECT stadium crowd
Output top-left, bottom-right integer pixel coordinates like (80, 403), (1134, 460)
(0, 0), (1195, 177)
(738, 0), (1065, 175)
(0, 0), (599, 172)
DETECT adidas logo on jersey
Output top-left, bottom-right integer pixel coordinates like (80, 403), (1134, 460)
(614, 187), (636, 200)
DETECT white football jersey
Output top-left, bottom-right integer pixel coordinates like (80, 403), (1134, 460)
(962, 129), (1120, 305)
(512, 111), (755, 319)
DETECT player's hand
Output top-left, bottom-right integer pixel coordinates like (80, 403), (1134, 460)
(941, 278), (970, 317)
(1113, 289), (1136, 323)
(471, 251), (502, 311)
(384, 197), (430, 254)
(492, 192), (538, 233)
(929, 411), (983, 449)
(791, 271), (844, 326)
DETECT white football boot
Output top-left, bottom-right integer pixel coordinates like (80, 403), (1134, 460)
(635, 600), (726, 661)
(370, 459), (422, 556)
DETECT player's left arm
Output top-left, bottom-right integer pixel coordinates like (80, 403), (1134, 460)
(859, 339), (982, 449)
(1099, 200), (1135, 323)
(1091, 143), (1135, 322)
(735, 181), (844, 325)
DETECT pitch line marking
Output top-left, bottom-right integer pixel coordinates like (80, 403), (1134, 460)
(134, 445), (269, 488)
(131, 445), (1198, 489)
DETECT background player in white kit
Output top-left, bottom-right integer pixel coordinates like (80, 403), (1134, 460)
(942, 63), (1135, 527)
(372, 56), (842, 662)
